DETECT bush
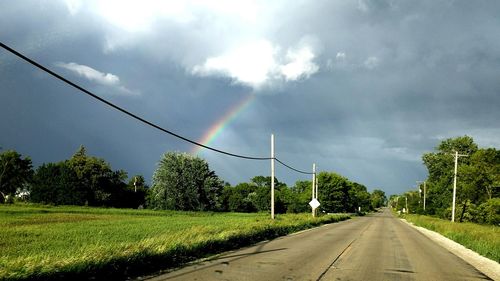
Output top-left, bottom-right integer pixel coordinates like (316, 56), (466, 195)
(476, 198), (500, 225)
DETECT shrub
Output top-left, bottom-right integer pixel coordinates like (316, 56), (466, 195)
(476, 198), (500, 225)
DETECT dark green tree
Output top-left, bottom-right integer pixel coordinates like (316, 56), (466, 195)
(421, 136), (479, 218)
(223, 182), (258, 212)
(149, 152), (224, 211)
(30, 162), (86, 205)
(0, 150), (33, 202)
(285, 180), (312, 213)
(370, 189), (387, 209)
(317, 172), (353, 213)
(249, 176), (287, 213)
(67, 146), (126, 206)
(352, 182), (371, 212)
(123, 175), (149, 208)
(30, 146), (133, 207)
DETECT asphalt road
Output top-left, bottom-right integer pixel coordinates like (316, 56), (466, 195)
(146, 208), (491, 281)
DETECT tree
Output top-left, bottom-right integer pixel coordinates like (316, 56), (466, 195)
(466, 148), (500, 200)
(29, 146), (134, 207)
(317, 172), (353, 213)
(0, 150), (33, 202)
(398, 135), (500, 224)
(30, 162), (86, 205)
(223, 182), (258, 212)
(149, 152), (224, 211)
(370, 189), (387, 209)
(249, 176), (287, 213)
(421, 136), (480, 218)
(285, 180), (312, 213)
(123, 175), (149, 208)
(67, 146), (126, 206)
(352, 182), (371, 212)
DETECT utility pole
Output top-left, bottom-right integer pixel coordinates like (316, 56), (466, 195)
(451, 151), (468, 222)
(424, 181), (427, 211)
(423, 181), (426, 211)
(405, 196), (408, 214)
(315, 177), (318, 198)
(416, 180), (426, 210)
(312, 163), (316, 217)
(315, 175), (319, 217)
(271, 134), (275, 220)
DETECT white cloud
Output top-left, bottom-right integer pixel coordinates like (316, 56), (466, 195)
(90, 0), (260, 32)
(64, 0), (82, 15)
(56, 62), (119, 85)
(192, 40), (277, 87)
(280, 46), (319, 81)
(364, 56), (380, 69)
(55, 62), (137, 95)
(192, 39), (319, 88)
(63, 1), (320, 89)
(326, 52), (347, 69)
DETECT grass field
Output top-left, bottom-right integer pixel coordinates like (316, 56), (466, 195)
(402, 214), (500, 262)
(0, 204), (350, 281)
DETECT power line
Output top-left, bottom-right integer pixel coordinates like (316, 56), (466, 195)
(0, 42), (269, 160)
(275, 158), (314, 175)
(0, 41), (314, 174)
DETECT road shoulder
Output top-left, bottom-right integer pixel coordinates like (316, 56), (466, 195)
(401, 219), (500, 281)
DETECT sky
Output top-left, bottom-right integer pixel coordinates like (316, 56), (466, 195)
(1, 0), (499, 195)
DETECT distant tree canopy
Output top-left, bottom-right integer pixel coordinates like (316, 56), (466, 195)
(393, 136), (499, 225)
(0, 150), (33, 202)
(317, 172), (374, 213)
(149, 152), (224, 211)
(2, 146), (385, 215)
(218, 172), (376, 214)
(31, 162), (85, 205)
(30, 146), (147, 208)
(370, 189), (387, 209)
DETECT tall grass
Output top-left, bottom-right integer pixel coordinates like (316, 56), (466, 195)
(0, 204), (350, 280)
(403, 214), (499, 262)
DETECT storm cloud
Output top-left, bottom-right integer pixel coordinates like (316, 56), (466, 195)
(1, 0), (499, 195)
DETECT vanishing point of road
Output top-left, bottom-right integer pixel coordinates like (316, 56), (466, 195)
(147, 208), (492, 281)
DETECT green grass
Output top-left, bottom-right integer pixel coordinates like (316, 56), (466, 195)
(0, 204), (350, 281)
(402, 214), (500, 262)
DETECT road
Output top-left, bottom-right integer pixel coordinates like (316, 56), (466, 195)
(146, 208), (491, 281)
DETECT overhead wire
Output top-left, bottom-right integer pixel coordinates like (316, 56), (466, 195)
(275, 158), (314, 175)
(0, 41), (314, 174)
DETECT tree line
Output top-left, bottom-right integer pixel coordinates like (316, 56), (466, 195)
(0, 146), (147, 208)
(390, 136), (499, 225)
(1, 146), (386, 213)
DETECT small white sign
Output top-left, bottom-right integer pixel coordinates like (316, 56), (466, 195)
(309, 198), (320, 209)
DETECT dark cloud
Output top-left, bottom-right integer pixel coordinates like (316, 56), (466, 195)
(1, 0), (499, 196)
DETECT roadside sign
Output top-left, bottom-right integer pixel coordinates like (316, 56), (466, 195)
(309, 198), (320, 209)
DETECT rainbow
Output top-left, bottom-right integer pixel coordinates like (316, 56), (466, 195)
(192, 94), (255, 154)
